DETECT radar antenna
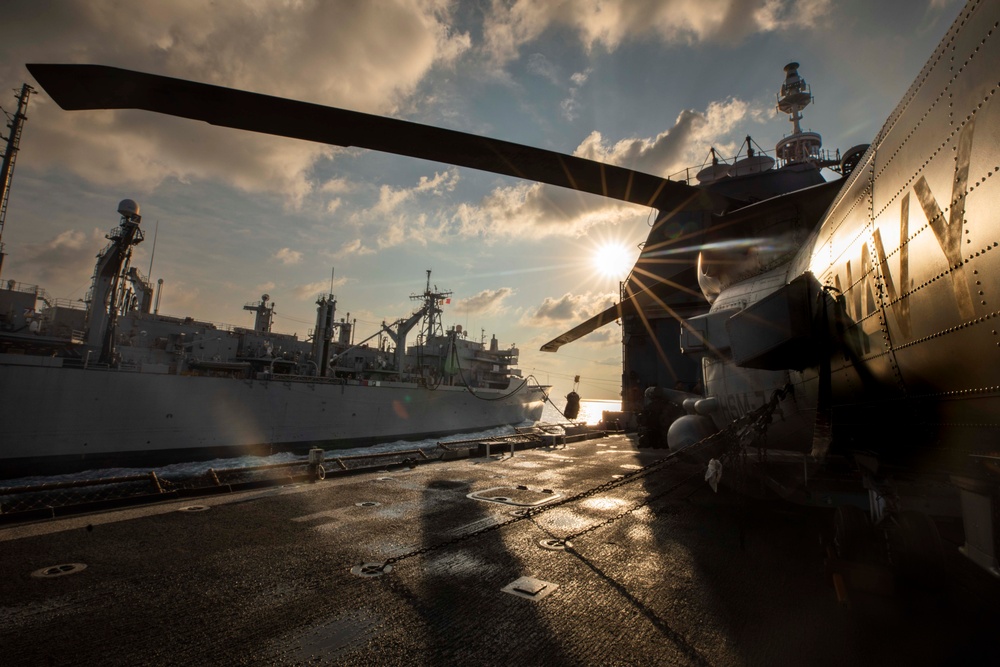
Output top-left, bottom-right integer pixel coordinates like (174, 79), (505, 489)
(774, 63), (838, 168)
(412, 269), (452, 345)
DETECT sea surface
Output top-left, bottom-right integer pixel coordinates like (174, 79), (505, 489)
(1, 398), (621, 489)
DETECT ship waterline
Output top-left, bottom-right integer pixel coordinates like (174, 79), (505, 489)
(1, 357), (546, 476)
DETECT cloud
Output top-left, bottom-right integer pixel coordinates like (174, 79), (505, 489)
(570, 69), (591, 86)
(452, 96), (759, 240)
(320, 94), (759, 249)
(560, 68), (592, 121)
(454, 287), (515, 316)
(333, 238), (376, 258)
(344, 169), (460, 248)
(370, 169), (461, 216)
(452, 182), (642, 241)
(527, 53), (561, 84)
(292, 276), (348, 301)
(274, 247), (302, 265)
(321, 178), (356, 215)
(156, 280), (202, 315)
(522, 291), (622, 348)
(522, 291), (617, 327)
(482, 0), (832, 64)
(327, 93), (759, 249)
(754, 0), (833, 32)
(573, 97), (755, 173)
(2, 0), (471, 204)
(12, 227), (106, 290)
(580, 328), (619, 346)
(321, 178), (358, 195)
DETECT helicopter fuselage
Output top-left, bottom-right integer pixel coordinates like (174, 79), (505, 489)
(720, 0), (995, 466)
(668, 6), (1000, 557)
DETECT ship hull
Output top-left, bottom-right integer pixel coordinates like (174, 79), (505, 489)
(1, 357), (546, 477)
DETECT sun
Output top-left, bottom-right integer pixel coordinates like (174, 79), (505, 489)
(592, 242), (633, 279)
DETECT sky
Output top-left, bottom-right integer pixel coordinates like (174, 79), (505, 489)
(0, 0), (965, 400)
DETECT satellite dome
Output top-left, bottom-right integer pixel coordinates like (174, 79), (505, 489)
(117, 199), (140, 218)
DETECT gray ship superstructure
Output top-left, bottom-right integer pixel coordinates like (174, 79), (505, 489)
(0, 200), (546, 476)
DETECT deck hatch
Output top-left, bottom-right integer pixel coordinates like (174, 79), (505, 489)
(467, 486), (561, 507)
(31, 563), (87, 578)
(501, 576), (559, 600)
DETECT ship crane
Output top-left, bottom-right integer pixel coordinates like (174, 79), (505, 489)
(336, 270), (453, 378)
(381, 306), (427, 375)
(325, 305), (426, 376)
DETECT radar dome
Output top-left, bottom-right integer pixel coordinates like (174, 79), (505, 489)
(117, 199), (140, 218)
(729, 155), (775, 177)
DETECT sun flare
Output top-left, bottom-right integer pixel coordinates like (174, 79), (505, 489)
(592, 242), (633, 279)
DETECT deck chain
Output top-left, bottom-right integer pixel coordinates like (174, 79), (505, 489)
(373, 385), (791, 571)
(559, 384), (789, 544)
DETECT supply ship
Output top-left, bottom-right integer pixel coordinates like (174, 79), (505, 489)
(0, 199), (547, 477)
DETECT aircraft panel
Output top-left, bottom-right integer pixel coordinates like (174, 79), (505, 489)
(817, 184), (873, 331)
(878, 0), (1000, 471)
(813, 183), (869, 274)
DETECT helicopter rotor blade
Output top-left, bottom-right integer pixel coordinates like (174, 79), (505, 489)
(540, 298), (636, 352)
(26, 64), (739, 213)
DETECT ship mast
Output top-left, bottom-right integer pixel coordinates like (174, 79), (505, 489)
(412, 269), (452, 346)
(87, 200), (145, 365)
(774, 63), (838, 168)
(0, 83), (33, 277)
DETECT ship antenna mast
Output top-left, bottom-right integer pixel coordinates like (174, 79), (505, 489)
(773, 62), (840, 169)
(0, 83), (34, 277)
(410, 269), (452, 353)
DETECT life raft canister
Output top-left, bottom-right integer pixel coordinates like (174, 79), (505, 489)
(564, 391), (581, 420)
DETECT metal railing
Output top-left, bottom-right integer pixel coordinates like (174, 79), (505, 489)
(0, 425), (616, 522)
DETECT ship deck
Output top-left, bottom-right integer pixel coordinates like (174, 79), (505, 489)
(2, 434), (999, 666)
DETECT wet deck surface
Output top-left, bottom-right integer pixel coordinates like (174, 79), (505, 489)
(3, 435), (999, 666)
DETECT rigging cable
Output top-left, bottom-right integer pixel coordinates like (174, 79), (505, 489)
(446, 342), (546, 403)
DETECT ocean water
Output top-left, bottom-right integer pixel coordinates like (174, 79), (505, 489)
(542, 398), (622, 424)
(1, 398), (621, 489)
